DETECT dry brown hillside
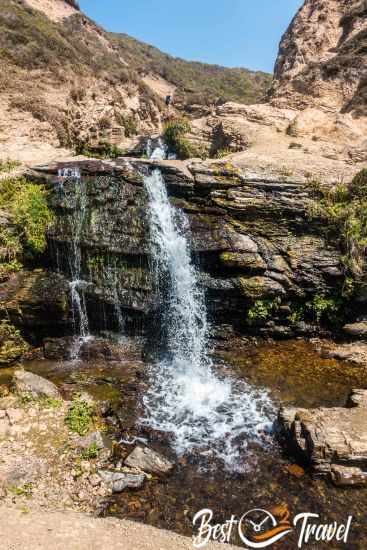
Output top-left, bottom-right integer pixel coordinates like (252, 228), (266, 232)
(0, 0), (270, 163)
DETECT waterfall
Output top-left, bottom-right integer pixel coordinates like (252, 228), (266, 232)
(141, 158), (274, 472)
(58, 168), (91, 357)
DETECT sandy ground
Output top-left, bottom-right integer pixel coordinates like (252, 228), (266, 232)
(0, 507), (240, 550)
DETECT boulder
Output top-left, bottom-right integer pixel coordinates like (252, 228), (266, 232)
(98, 470), (145, 493)
(75, 431), (109, 451)
(13, 370), (61, 399)
(124, 445), (174, 475)
(278, 389), (367, 486)
(343, 322), (367, 339)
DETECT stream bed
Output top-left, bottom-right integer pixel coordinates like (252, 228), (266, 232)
(2, 337), (367, 548)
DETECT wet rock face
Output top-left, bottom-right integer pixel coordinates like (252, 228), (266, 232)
(35, 158), (347, 337)
(278, 389), (367, 486)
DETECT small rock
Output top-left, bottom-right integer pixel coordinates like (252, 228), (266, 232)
(6, 409), (23, 425)
(89, 474), (101, 487)
(13, 370), (61, 399)
(331, 465), (367, 487)
(124, 445), (174, 475)
(75, 431), (109, 451)
(97, 470), (145, 493)
(286, 464), (305, 478)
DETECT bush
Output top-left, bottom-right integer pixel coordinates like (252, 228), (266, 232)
(349, 168), (367, 199)
(0, 177), (53, 266)
(307, 173), (367, 278)
(0, 320), (29, 365)
(12, 181), (54, 255)
(163, 117), (194, 160)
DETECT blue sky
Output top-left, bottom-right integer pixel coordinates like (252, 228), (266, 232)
(79, 0), (303, 73)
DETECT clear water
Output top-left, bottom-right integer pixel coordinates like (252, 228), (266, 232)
(141, 166), (275, 471)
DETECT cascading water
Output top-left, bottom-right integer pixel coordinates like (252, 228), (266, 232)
(58, 168), (91, 357)
(141, 150), (274, 472)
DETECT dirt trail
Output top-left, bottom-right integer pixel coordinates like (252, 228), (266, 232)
(0, 507), (240, 550)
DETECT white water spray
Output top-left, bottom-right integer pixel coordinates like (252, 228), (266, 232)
(58, 168), (91, 357)
(142, 159), (274, 471)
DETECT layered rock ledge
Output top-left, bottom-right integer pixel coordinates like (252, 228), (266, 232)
(278, 389), (367, 486)
(31, 156), (357, 338)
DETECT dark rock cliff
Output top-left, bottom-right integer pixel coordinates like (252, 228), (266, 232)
(31, 158), (355, 339)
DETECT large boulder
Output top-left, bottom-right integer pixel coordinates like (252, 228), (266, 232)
(278, 389), (367, 486)
(13, 370), (61, 399)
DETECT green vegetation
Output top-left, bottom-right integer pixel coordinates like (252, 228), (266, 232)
(8, 483), (33, 498)
(306, 294), (341, 324)
(75, 141), (124, 159)
(81, 442), (99, 460)
(110, 33), (272, 106)
(307, 168), (367, 278)
(0, 177), (53, 280)
(247, 298), (281, 325)
(163, 118), (195, 160)
(0, 320), (29, 365)
(65, 398), (95, 436)
(0, 158), (20, 173)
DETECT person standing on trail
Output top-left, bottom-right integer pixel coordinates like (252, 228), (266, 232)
(165, 93), (173, 112)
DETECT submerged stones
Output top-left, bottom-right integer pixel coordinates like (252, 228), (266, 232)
(278, 389), (367, 486)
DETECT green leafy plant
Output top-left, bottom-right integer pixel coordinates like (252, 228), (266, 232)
(306, 294), (340, 324)
(288, 305), (305, 325)
(81, 442), (99, 459)
(247, 297), (281, 325)
(65, 398), (95, 436)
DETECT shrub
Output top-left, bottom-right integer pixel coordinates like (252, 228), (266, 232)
(11, 181), (54, 255)
(98, 115), (112, 131)
(349, 168), (367, 199)
(307, 173), (367, 278)
(0, 177), (53, 279)
(163, 118), (194, 160)
(65, 398), (95, 435)
(0, 320), (29, 365)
